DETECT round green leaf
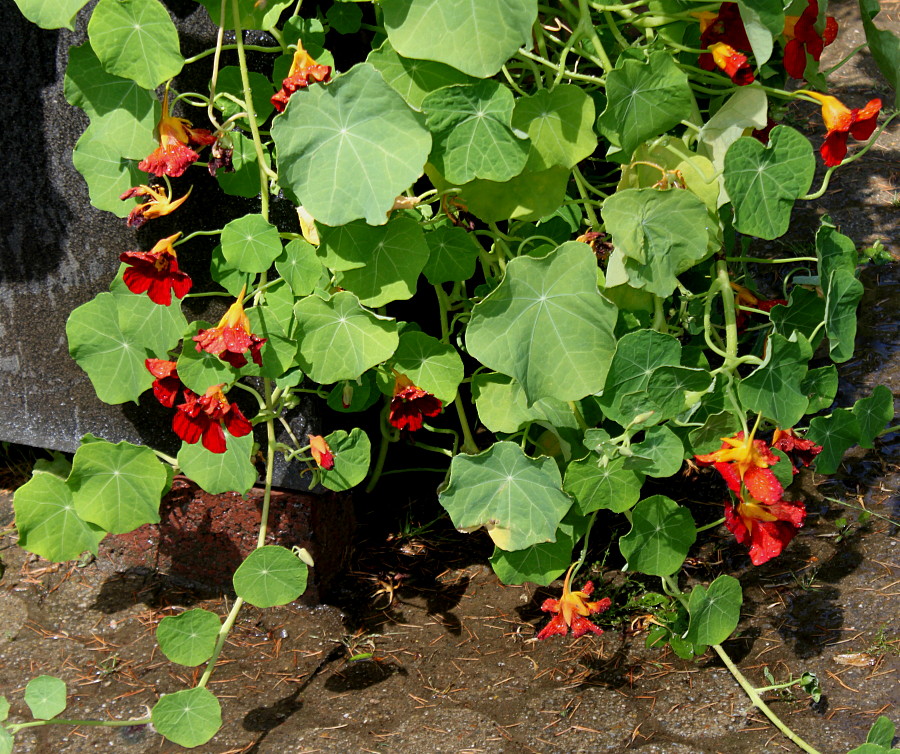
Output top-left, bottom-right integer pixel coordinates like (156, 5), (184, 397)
(439, 441), (574, 552)
(221, 213), (283, 274)
(645, 366), (713, 422)
(422, 225), (480, 285)
(12, 0), (89, 29)
(72, 119), (153, 217)
(470, 373), (575, 434)
(723, 126), (815, 240)
(382, 0), (537, 78)
(13, 473), (105, 562)
(68, 439), (167, 534)
(326, 1), (362, 34)
(738, 333), (812, 428)
(156, 609), (221, 667)
(390, 331), (463, 404)
(110, 276), (189, 357)
(466, 242), (617, 405)
(619, 495), (696, 576)
(422, 81), (529, 184)
(603, 188), (712, 298)
(197, 0), (292, 30)
(511, 85), (597, 170)
(233, 546), (309, 607)
(319, 428), (371, 492)
(697, 87), (769, 173)
(801, 365), (838, 414)
(214, 67), (274, 123)
(367, 40), (477, 110)
(272, 63), (432, 227)
(624, 425), (685, 478)
(564, 455), (644, 514)
(326, 373), (381, 413)
(684, 575), (742, 646)
(176, 322), (239, 395)
(24, 676), (67, 721)
(245, 305), (298, 380)
(852, 385), (893, 449)
(489, 510), (589, 586)
(152, 687), (222, 749)
(210, 244), (254, 297)
(808, 408), (861, 475)
(770, 286), (826, 343)
(65, 42), (159, 127)
(87, 0), (183, 89)
(177, 432), (256, 495)
(333, 217), (431, 306)
(0, 695), (9, 722)
(293, 292), (399, 383)
(276, 239), (322, 297)
(597, 51), (693, 157)
(67, 293), (155, 404)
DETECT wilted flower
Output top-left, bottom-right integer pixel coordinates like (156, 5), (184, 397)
(801, 90), (882, 166)
(207, 135), (235, 177)
(308, 434), (334, 470)
(783, 0), (838, 79)
(120, 183), (191, 229)
(388, 372), (442, 432)
(145, 359), (181, 408)
(193, 286), (266, 369)
(537, 565), (611, 640)
(139, 89), (216, 177)
(120, 232), (192, 306)
(772, 427), (823, 471)
(172, 384), (252, 454)
(271, 42), (331, 113)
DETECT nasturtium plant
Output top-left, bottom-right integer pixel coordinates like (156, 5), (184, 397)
(7, 0), (897, 750)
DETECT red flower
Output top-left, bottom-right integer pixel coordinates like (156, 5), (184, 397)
(271, 42), (331, 113)
(731, 282), (787, 331)
(697, 3), (752, 74)
(388, 372), (442, 432)
(120, 232), (192, 306)
(725, 495), (806, 565)
(801, 91), (882, 166)
(120, 183), (191, 229)
(783, 0), (838, 79)
(537, 565), (611, 640)
(172, 384), (252, 454)
(145, 359), (182, 408)
(139, 89), (216, 177)
(772, 427), (823, 471)
(193, 286), (266, 369)
(308, 434), (334, 470)
(695, 430), (784, 504)
(709, 42), (754, 85)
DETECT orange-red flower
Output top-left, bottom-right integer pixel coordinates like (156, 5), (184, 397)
(120, 232), (192, 306)
(724, 494), (806, 565)
(772, 427), (823, 471)
(308, 434), (334, 470)
(172, 384), (252, 454)
(731, 282), (787, 331)
(783, 0), (838, 79)
(193, 286), (266, 369)
(801, 90), (882, 166)
(695, 430), (784, 504)
(537, 565), (611, 640)
(709, 42), (754, 85)
(139, 90), (216, 177)
(697, 3), (752, 77)
(145, 359), (182, 408)
(120, 183), (191, 229)
(271, 42), (331, 113)
(388, 372), (442, 432)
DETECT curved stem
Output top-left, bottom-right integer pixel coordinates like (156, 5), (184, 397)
(7, 717), (152, 734)
(454, 394), (479, 455)
(365, 404), (392, 493)
(197, 596), (245, 688)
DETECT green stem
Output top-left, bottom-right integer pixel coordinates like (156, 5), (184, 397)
(174, 228), (223, 245)
(197, 595), (245, 688)
(573, 168), (601, 229)
(652, 295), (667, 334)
(569, 511), (599, 582)
(409, 441), (454, 458)
(454, 394), (479, 454)
(660, 574), (821, 754)
(695, 516), (725, 533)
(568, 401), (588, 431)
(724, 256), (818, 264)
(7, 717), (152, 734)
(365, 404), (392, 493)
(516, 48), (606, 85)
(231, 380), (267, 409)
(820, 495), (900, 527)
(151, 449), (178, 466)
(184, 44), (281, 65)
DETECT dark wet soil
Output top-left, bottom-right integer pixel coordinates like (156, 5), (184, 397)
(1, 5), (898, 753)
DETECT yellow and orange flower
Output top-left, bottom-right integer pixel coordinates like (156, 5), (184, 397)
(709, 42), (754, 86)
(800, 91), (881, 166)
(308, 434), (334, 470)
(193, 286), (266, 369)
(537, 564), (611, 640)
(139, 89), (216, 177)
(271, 42), (331, 113)
(695, 430), (783, 504)
(724, 494), (806, 566)
(120, 183), (191, 228)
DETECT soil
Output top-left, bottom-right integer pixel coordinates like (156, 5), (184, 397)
(0, 5), (898, 754)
